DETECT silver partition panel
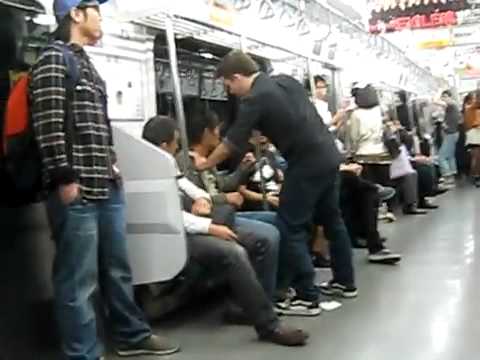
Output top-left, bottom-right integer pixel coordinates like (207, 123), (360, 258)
(113, 125), (188, 285)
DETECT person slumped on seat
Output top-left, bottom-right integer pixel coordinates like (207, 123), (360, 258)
(29, 1), (179, 358)
(141, 115), (309, 346)
(191, 50), (357, 315)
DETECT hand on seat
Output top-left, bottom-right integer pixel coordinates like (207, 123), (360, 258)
(209, 224), (238, 242)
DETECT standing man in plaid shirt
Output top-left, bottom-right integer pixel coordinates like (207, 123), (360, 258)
(30, 1), (180, 358)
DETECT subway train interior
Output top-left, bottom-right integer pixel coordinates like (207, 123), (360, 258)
(1, 0), (480, 359)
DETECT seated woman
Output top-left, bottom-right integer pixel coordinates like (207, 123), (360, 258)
(390, 120), (442, 209)
(347, 100), (428, 215)
(140, 115), (309, 345)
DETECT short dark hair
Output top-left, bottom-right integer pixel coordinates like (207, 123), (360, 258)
(186, 111), (220, 146)
(52, 4), (91, 42)
(304, 75), (327, 92)
(441, 90), (453, 98)
(314, 75), (327, 86)
(215, 50), (259, 79)
(142, 116), (178, 147)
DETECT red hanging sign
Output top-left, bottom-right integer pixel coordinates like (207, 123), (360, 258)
(369, 10), (458, 33)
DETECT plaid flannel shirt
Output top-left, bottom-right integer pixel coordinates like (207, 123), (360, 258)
(30, 41), (116, 200)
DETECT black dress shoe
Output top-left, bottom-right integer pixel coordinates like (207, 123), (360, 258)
(259, 323), (309, 346)
(403, 204), (428, 215)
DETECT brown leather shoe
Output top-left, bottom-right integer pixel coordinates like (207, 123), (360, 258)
(259, 323), (309, 346)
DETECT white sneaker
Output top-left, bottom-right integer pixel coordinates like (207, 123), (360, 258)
(368, 249), (402, 264)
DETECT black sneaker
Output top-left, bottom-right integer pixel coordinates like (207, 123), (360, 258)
(318, 282), (358, 299)
(368, 249), (402, 265)
(275, 297), (321, 317)
(115, 334), (180, 357)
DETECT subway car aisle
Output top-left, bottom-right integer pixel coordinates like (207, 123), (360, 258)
(137, 185), (480, 360)
(2, 185), (480, 360)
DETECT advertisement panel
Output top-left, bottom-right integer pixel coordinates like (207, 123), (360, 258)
(368, 0), (479, 33)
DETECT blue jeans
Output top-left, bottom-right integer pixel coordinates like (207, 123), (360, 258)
(46, 182), (151, 360)
(235, 212), (279, 299)
(237, 211), (278, 226)
(277, 167), (355, 301)
(438, 132), (459, 177)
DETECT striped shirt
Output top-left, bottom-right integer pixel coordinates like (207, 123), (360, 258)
(30, 41), (116, 200)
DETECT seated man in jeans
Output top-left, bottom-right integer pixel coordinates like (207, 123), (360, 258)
(141, 115), (308, 346)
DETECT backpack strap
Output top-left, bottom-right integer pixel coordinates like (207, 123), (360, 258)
(49, 43), (80, 166)
(50, 44), (80, 96)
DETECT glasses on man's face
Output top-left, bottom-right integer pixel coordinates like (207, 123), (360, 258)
(316, 85), (328, 90)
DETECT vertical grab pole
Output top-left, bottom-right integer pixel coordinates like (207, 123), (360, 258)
(307, 57), (316, 100)
(165, 13), (190, 175)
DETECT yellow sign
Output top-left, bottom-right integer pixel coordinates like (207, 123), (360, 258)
(417, 39), (451, 49)
(209, 0), (235, 28)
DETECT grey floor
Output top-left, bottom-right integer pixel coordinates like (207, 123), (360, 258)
(2, 184), (480, 360)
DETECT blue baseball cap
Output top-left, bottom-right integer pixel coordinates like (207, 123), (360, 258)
(53, 0), (108, 22)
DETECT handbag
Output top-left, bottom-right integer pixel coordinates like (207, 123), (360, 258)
(389, 145), (415, 180)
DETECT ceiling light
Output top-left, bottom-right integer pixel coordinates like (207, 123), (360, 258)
(32, 14), (56, 26)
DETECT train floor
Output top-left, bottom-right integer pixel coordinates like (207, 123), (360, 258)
(1, 183), (480, 360)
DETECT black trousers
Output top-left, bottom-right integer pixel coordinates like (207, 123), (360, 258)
(414, 162), (437, 201)
(277, 166), (355, 300)
(340, 171), (385, 254)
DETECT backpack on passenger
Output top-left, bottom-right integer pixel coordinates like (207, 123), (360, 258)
(351, 83), (380, 109)
(0, 43), (80, 205)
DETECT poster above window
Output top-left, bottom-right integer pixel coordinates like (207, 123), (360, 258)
(368, 0), (479, 33)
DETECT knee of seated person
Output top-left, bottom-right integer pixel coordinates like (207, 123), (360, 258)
(228, 242), (249, 261)
(249, 222), (280, 247)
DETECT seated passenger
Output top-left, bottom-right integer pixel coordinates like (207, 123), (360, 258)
(339, 163), (402, 264)
(176, 111), (289, 303)
(239, 134), (283, 211)
(347, 95), (427, 215)
(143, 115), (278, 295)
(141, 115), (308, 346)
(386, 120), (441, 210)
(179, 111), (278, 222)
